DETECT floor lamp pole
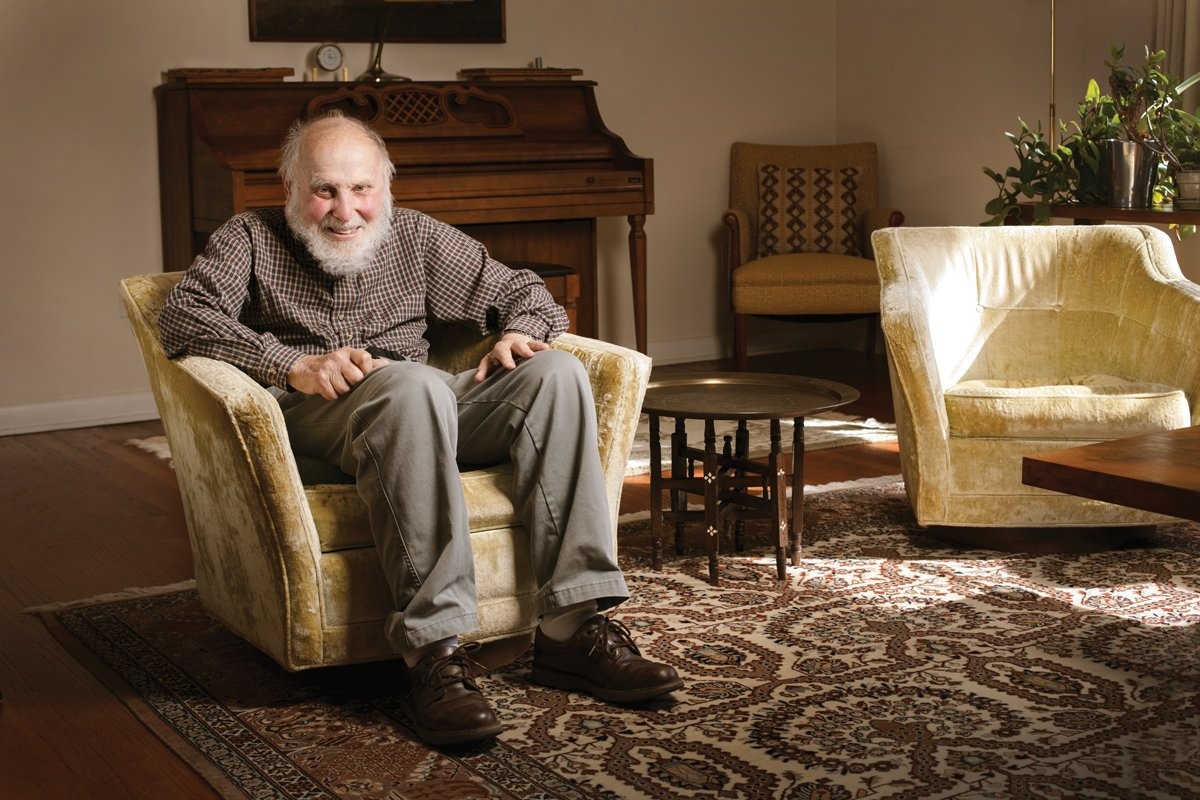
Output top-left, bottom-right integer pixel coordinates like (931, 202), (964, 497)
(1049, 0), (1057, 145)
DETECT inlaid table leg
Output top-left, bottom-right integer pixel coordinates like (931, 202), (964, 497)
(671, 417), (687, 555)
(704, 419), (720, 585)
(722, 433), (734, 551)
(769, 418), (787, 580)
(734, 420), (749, 551)
(790, 416), (806, 566)
(649, 413), (663, 571)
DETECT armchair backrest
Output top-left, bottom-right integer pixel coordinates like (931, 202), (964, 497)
(873, 225), (1200, 419)
(729, 142), (881, 261)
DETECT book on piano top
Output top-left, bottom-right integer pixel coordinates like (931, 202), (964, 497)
(457, 67), (583, 81)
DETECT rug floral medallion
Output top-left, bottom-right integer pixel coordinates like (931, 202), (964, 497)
(43, 481), (1200, 800)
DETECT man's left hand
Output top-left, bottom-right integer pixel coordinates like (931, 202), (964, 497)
(474, 332), (550, 382)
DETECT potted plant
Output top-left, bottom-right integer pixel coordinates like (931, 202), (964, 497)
(982, 83), (1118, 225)
(984, 45), (1200, 223)
(1173, 146), (1200, 209)
(1104, 45), (1200, 207)
(1165, 116), (1200, 210)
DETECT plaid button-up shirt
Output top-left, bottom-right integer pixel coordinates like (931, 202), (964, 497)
(159, 207), (568, 390)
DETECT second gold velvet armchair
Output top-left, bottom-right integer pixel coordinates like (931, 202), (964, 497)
(872, 224), (1200, 531)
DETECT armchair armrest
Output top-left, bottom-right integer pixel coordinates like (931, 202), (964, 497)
(120, 275), (326, 667)
(869, 228), (952, 512)
(549, 333), (652, 539)
(722, 208), (753, 271)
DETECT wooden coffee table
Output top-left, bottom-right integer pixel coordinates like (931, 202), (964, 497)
(1021, 425), (1200, 523)
(642, 372), (859, 584)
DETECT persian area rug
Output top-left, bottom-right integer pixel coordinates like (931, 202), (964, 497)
(124, 412), (896, 479)
(35, 480), (1200, 799)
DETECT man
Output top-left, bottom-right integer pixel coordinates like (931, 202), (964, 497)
(158, 112), (681, 747)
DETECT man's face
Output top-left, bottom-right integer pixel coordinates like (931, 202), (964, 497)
(285, 120), (392, 276)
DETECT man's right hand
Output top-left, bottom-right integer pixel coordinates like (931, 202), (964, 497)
(288, 348), (389, 400)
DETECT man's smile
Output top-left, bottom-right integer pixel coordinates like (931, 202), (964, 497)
(324, 222), (363, 239)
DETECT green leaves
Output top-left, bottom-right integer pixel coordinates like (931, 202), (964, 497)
(981, 120), (1080, 226)
(983, 42), (1200, 229)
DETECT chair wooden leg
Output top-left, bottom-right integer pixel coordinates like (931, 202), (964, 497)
(733, 313), (749, 371)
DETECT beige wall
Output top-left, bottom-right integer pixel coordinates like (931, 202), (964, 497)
(837, 0), (1199, 273)
(1, 0), (1193, 434)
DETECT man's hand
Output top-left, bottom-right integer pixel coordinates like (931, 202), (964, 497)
(474, 332), (549, 382)
(288, 347), (389, 400)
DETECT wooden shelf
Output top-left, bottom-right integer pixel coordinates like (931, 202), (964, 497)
(1022, 203), (1200, 226)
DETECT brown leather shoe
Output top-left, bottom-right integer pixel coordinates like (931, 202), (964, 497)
(401, 644), (503, 746)
(532, 615), (683, 703)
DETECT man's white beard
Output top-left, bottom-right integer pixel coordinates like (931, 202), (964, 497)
(286, 194), (393, 277)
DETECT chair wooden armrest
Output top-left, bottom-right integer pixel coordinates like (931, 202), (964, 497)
(860, 207), (905, 257)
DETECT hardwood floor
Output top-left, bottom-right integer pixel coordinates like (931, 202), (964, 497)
(0, 349), (898, 799)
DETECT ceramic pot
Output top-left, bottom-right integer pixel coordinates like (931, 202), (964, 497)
(1175, 169), (1200, 210)
(1106, 139), (1157, 209)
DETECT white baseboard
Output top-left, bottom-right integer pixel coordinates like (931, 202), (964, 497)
(0, 392), (159, 436)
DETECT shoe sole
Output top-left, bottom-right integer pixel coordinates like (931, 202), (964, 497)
(531, 664), (684, 703)
(400, 698), (504, 747)
(412, 720), (504, 747)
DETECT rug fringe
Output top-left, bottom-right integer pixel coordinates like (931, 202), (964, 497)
(23, 579), (197, 614)
(804, 473), (902, 495)
(616, 474), (902, 524)
(813, 411), (894, 429)
(125, 435), (172, 461)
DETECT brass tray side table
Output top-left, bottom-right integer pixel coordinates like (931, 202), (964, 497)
(641, 372), (859, 584)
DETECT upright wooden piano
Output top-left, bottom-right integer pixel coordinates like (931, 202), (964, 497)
(155, 68), (653, 351)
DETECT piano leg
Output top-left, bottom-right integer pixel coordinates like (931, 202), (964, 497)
(628, 213), (648, 354)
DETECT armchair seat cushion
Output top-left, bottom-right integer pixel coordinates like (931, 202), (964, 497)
(732, 253), (881, 315)
(945, 375), (1189, 440)
(307, 465), (519, 553)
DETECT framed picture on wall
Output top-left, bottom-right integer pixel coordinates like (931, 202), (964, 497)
(248, 0), (505, 43)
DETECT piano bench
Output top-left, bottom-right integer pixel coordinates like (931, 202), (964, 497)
(511, 261), (580, 333)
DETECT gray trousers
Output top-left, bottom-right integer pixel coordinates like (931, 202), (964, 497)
(278, 348), (629, 651)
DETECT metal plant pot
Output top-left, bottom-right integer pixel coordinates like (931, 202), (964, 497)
(1105, 139), (1157, 209)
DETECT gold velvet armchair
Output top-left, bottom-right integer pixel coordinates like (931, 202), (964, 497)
(119, 272), (651, 671)
(872, 224), (1200, 530)
(724, 142), (904, 370)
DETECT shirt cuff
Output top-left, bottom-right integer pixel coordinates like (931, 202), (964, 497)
(260, 340), (308, 390)
(502, 314), (552, 342)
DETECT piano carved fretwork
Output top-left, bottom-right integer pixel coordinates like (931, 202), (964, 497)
(305, 84), (522, 137)
(155, 70), (653, 350)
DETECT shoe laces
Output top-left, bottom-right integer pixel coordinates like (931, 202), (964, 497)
(587, 615), (643, 660)
(415, 643), (485, 696)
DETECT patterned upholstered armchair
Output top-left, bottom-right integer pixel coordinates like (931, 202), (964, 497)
(119, 272), (651, 671)
(723, 142), (904, 370)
